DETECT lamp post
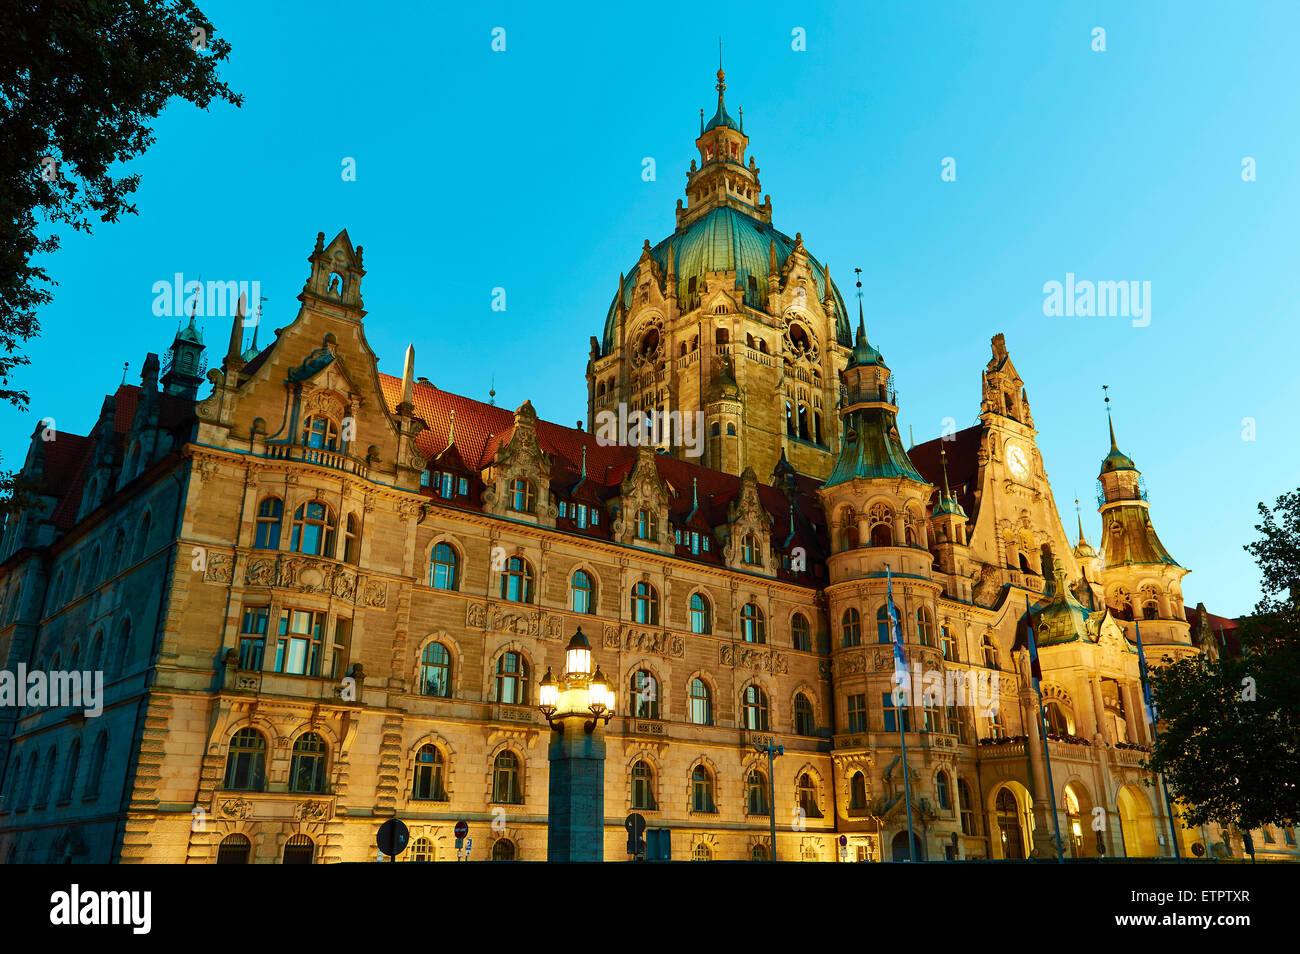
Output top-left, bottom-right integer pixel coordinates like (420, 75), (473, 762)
(538, 627), (614, 862)
(753, 740), (784, 861)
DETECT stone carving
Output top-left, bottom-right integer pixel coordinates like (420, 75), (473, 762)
(546, 616), (562, 640)
(467, 603), (486, 628)
(246, 558), (277, 587)
(490, 609), (538, 637)
(603, 625), (621, 649)
(204, 552), (234, 584)
(363, 580), (387, 607)
(219, 798), (252, 820)
(295, 801), (330, 821)
(719, 645), (788, 673)
(621, 629), (684, 658)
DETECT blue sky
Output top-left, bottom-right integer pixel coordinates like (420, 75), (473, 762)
(11, 0), (1299, 616)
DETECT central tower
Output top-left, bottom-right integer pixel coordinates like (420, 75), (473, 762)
(587, 68), (854, 481)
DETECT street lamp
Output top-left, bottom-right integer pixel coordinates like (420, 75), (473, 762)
(539, 627), (613, 861)
(753, 740), (784, 861)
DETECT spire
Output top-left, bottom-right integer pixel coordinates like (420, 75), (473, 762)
(400, 344), (415, 408)
(447, 408), (456, 448)
(1104, 384), (1117, 451)
(1075, 498), (1088, 547)
(224, 297), (244, 370)
(686, 476), (700, 522)
(940, 445), (952, 500)
(120, 362), (129, 386)
(716, 38), (724, 105)
(854, 267), (867, 342)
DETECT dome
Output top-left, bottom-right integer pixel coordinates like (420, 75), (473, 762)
(1100, 446), (1136, 474)
(602, 206), (853, 352)
(704, 100), (740, 132)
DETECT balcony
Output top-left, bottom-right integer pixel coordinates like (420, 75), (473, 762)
(263, 442), (369, 477)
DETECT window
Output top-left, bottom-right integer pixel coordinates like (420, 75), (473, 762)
(419, 642), (451, 697)
(849, 772), (868, 812)
(741, 602), (765, 643)
(289, 733), (328, 793)
(35, 746), (56, 807)
(917, 607), (935, 647)
(876, 602), (900, 643)
(947, 706), (970, 744)
(959, 779), (977, 835)
(430, 543), (459, 590)
(571, 570), (595, 614)
(635, 509), (657, 541)
(289, 501), (336, 556)
(409, 838), (435, 862)
(791, 613), (812, 652)
(493, 751), (523, 803)
(941, 626), (957, 661)
(223, 728), (267, 791)
(302, 415), (339, 450)
(283, 834), (315, 864)
(742, 685), (769, 731)
(741, 533), (760, 565)
(846, 693), (868, 733)
(982, 635), (998, 669)
(746, 769), (769, 815)
(500, 556), (534, 603)
(693, 842), (712, 861)
(631, 760), (657, 810)
(86, 732), (108, 799)
(689, 593), (712, 634)
(987, 710), (1006, 741)
(691, 766), (716, 813)
(797, 773), (823, 818)
(274, 609), (325, 676)
(238, 606), (269, 670)
(923, 697), (942, 732)
(936, 771), (952, 811)
(411, 744), (447, 800)
(751, 843), (769, 861)
(341, 513), (360, 563)
(842, 607), (862, 647)
(631, 670), (659, 719)
(794, 694), (816, 735)
(630, 582), (659, 625)
(688, 678), (712, 725)
(216, 834), (251, 865)
(996, 788), (1025, 859)
(134, 512), (152, 562)
(508, 478), (535, 513)
(495, 652), (529, 705)
(329, 617), (351, 679)
(492, 839), (517, 861)
(883, 691), (911, 732)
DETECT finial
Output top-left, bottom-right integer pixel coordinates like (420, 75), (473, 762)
(401, 343), (415, 408)
(447, 409), (456, 448)
(1103, 384), (1117, 450)
(1075, 497), (1088, 546)
(738, 105), (743, 133)
(489, 375), (496, 406)
(854, 266), (867, 341)
(908, 424), (914, 450)
(121, 362), (129, 385)
(700, 107), (704, 134)
(580, 444), (587, 476)
(940, 444), (953, 500)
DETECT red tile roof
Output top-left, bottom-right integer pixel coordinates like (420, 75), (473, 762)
(909, 425), (983, 518)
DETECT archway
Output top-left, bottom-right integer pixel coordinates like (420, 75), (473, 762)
(1063, 782), (1095, 858)
(890, 830), (925, 862)
(1117, 784), (1160, 857)
(992, 785), (1028, 859)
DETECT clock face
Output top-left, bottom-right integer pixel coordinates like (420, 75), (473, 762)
(1007, 443), (1030, 481)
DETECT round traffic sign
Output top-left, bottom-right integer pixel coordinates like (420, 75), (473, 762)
(625, 813), (646, 836)
(376, 818), (410, 857)
(454, 819), (469, 840)
(839, 835), (848, 846)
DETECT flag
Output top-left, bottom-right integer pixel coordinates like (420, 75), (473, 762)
(887, 566), (906, 672)
(1025, 595), (1042, 692)
(1134, 621), (1157, 723)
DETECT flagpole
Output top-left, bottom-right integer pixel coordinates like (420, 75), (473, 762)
(1026, 595), (1064, 863)
(888, 566), (917, 861)
(1134, 620), (1182, 859)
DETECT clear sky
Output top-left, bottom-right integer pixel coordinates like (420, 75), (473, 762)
(10, 0), (1299, 616)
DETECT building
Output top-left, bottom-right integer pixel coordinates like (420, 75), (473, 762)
(0, 73), (1293, 864)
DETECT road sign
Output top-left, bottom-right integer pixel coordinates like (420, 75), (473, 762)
(454, 819), (468, 839)
(625, 813), (647, 856)
(839, 835), (847, 847)
(376, 819), (410, 858)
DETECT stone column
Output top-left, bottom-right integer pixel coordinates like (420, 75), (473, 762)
(1019, 652), (1056, 858)
(1089, 675), (1109, 744)
(547, 715), (607, 862)
(1122, 682), (1140, 745)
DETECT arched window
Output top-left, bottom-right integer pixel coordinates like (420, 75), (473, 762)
(996, 788), (1025, 859)
(223, 728), (267, 791)
(87, 632), (104, 672)
(409, 838), (435, 862)
(282, 834), (315, 864)
(495, 652), (529, 705)
(691, 765), (716, 813)
(746, 769), (769, 815)
(419, 642), (451, 697)
(876, 602), (901, 643)
(290, 501), (336, 555)
(492, 751), (523, 804)
(791, 612), (812, 652)
(869, 521), (892, 548)
(742, 685), (769, 731)
(36, 746), (57, 807)
(86, 732), (108, 799)
(741, 602), (765, 643)
(341, 513), (360, 563)
(411, 744), (447, 801)
(841, 607), (862, 647)
(798, 404), (810, 440)
(289, 733), (328, 794)
(794, 694), (816, 735)
(797, 773), (823, 818)
(134, 512), (152, 562)
(111, 529), (126, 573)
(741, 533), (760, 565)
(59, 740), (80, 803)
(1045, 700), (1071, 736)
(936, 771), (952, 811)
(635, 509), (657, 541)
(570, 570), (595, 614)
(751, 843), (769, 861)
(630, 582), (659, 625)
(849, 771), (868, 811)
(631, 670), (659, 719)
(430, 542), (459, 590)
(302, 415), (339, 450)
(631, 760), (657, 810)
(693, 842), (713, 861)
(982, 634), (998, 669)
(508, 478), (536, 514)
(688, 678), (712, 725)
(941, 625), (957, 661)
(916, 606), (935, 647)
(959, 778), (978, 835)
(491, 839), (517, 861)
(253, 496), (282, 548)
(500, 556), (534, 603)
(216, 834), (251, 865)
(785, 401), (796, 437)
(689, 592), (712, 634)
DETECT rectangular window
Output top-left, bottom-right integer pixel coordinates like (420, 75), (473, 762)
(420, 471), (431, 488)
(576, 504), (588, 528)
(847, 694), (868, 733)
(330, 617), (352, 680)
(923, 701), (942, 733)
(440, 473), (453, 498)
(457, 477), (468, 496)
(274, 609), (325, 676)
(557, 500), (568, 518)
(946, 706), (970, 743)
(883, 691), (911, 733)
(941, 626), (956, 660)
(239, 606), (269, 670)
(590, 508), (598, 526)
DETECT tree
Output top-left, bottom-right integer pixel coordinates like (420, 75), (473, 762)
(1146, 490), (1300, 833)
(0, 0), (240, 510)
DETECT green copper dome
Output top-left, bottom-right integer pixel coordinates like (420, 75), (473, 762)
(933, 491), (966, 519)
(602, 206), (853, 352)
(704, 100), (740, 132)
(823, 406), (925, 488)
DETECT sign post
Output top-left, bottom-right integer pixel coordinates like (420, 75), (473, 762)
(625, 812), (646, 860)
(454, 819), (469, 860)
(376, 819), (410, 862)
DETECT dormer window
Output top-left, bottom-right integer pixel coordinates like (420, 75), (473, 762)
(303, 416), (340, 451)
(635, 509), (657, 542)
(741, 533), (760, 565)
(509, 478), (536, 514)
